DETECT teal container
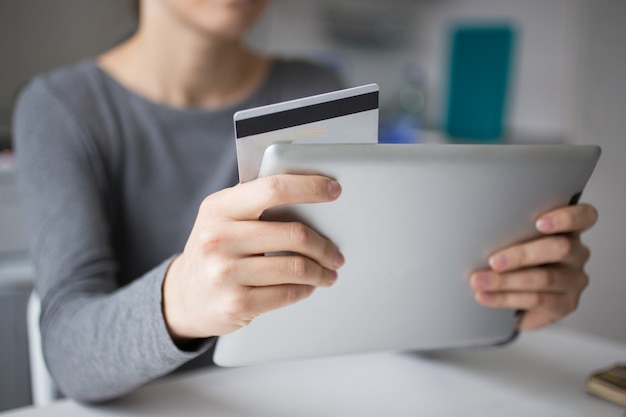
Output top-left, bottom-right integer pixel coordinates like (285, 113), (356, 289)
(444, 24), (517, 142)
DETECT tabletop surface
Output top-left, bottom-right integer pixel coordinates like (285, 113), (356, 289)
(3, 326), (626, 417)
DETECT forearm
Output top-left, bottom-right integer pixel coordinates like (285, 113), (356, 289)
(40, 258), (214, 402)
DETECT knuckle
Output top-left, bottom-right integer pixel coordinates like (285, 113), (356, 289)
(211, 260), (236, 283)
(287, 222), (310, 246)
(284, 285), (312, 305)
(527, 293), (543, 309)
(493, 295), (506, 308)
(557, 211), (573, 230)
(301, 285), (315, 300)
(580, 244), (591, 263)
(555, 236), (572, 258)
(223, 288), (252, 321)
(198, 195), (214, 214)
(285, 286), (299, 304)
(518, 273), (533, 290)
(538, 268), (555, 289)
(199, 228), (226, 253)
(264, 176), (286, 198)
(515, 246), (528, 266)
(322, 239), (338, 262)
(290, 257), (309, 279)
(198, 193), (222, 216)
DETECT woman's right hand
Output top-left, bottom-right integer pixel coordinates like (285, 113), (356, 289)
(162, 174), (345, 340)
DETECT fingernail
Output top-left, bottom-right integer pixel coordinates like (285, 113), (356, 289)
(327, 181), (341, 198)
(471, 273), (491, 289)
(536, 216), (555, 233)
(328, 270), (338, 285)
(334, 252), (345, 269)
(489, 254), (508, 270)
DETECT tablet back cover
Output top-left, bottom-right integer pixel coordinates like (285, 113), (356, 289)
(214, 143), (600, 367)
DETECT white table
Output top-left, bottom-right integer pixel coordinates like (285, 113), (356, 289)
(3, 326), (625, 417)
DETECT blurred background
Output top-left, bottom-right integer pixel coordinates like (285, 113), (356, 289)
(0, 0), (625, 411)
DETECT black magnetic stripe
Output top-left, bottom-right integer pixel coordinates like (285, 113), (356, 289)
(235, 91), (379, 138)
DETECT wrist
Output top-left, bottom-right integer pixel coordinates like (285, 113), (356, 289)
(162, 254), (192, 342)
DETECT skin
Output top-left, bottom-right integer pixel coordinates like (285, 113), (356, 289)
(99, 0), (273, 109)
(99, 0), (599, 341)
(470, 204), (598, 330)
(165, 176), (345, 338)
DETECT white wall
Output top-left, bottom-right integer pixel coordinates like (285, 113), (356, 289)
(562, 0), (626, 343)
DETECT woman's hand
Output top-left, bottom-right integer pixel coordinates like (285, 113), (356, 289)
(162, 175), (345, 340)
(469, 203), (598, 331)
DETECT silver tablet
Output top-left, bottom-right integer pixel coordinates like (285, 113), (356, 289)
(213, 143), (601, 367)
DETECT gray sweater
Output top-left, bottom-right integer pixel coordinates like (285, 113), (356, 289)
(13, 58), (343, 402)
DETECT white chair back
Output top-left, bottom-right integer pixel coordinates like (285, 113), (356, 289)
(27, 291), (57, 406)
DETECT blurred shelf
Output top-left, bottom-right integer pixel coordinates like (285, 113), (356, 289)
(418, 129), (567, 145)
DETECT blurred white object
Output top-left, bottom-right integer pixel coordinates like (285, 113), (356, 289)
(320, 0), (417, 49)
(0, 166), (29, 256)
(27, 291), (57, 407)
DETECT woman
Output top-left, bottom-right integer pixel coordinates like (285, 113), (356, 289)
(13, 0), (597, 403)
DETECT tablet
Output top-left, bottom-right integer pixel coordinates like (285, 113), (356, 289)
(213, 143), (601, 367)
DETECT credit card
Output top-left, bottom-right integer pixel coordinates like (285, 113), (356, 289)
(234, 83), (379, 183)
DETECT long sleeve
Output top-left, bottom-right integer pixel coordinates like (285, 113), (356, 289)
(13, 79), (213, 402)
(11, 57), (345, 402)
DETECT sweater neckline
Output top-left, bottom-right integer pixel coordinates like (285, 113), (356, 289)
(89, 59), (278, 118)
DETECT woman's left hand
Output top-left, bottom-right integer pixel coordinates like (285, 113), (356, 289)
(469, 203), (599, 331)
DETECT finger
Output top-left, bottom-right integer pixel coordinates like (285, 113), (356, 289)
(220, 284), (317, 326)
(517, 310), (563, 331)
(474, 291), (579, 317)
(469, 266), (589, 293)
(246, 284), (317, 316)
(228, 255), (338, 288)
(535, 203), (598, 234)
(223, 221), (345, 270)
(488, 235), (590, 272)
(204, 175), (342, 220)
